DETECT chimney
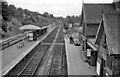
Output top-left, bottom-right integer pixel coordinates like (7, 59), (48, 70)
(113, 0), (120, 11)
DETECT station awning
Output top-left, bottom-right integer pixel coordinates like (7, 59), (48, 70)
(19, 25), (42, 30)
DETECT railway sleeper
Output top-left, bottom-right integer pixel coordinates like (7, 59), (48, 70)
(53, 60), (59, 62)
(22, 70), (35, 75)
(54, 58), (60, 61)
(27, 63), (39, 67)
(52, 65), (59, 69)
(49, 70), (60, 75)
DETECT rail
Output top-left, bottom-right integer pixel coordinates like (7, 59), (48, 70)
(17, 45), (50, 76)
(48, 45), (63, 75)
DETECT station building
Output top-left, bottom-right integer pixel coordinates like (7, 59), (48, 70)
(80, 0), (120, 76)
(95, 12), (120, 76)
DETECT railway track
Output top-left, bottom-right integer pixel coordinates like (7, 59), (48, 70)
(17, 45), (50, 77)
(42, 26), (59, 43)
(4, 25), (68, 76)
(48, 45), (63, 76)
(5, 43), (42, 76)
(61, 43), (68, 76)
(47, 25), (68, 76)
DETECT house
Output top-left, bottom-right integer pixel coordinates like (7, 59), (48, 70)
(80, 3), (117, 64)
(94, 0), (120, 76)
(95, 12), (120, 76)
(81, 3), (103, 61)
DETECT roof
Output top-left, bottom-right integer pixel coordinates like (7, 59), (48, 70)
(95, 13), (120, 54)
(83, 3), (117, 23)
(85, 24), (99, 37)
(83, 3), (117, 37)
(95, 19), (104, 44)
(103, 13), (120, 54)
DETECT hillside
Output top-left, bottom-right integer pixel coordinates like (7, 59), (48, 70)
(0, 1), (53, 40)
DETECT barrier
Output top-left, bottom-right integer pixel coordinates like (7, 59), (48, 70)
(0, 32), (28, 50)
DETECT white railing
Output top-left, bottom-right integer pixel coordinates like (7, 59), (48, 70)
(0, 32), (28, 50)
(0, 25), (52, 50)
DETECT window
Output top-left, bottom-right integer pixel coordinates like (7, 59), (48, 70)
(102, 33), (108, 49)
(103, 34), (107, 49)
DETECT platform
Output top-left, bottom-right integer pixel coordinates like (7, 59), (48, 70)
(64, 35), (97, 75)
(2, 27), (55, 75)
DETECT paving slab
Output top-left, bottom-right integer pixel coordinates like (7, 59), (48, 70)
(64, 36), (97, 75)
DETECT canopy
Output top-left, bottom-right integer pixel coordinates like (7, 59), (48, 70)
(19, 25), (41, 30)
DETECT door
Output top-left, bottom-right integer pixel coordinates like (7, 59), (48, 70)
(100, 58), (106, 77)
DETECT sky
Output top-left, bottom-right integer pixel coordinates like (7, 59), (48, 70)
(6, 0), (113, 17)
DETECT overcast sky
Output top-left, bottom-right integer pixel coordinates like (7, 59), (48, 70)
(7, 0), (113, 17)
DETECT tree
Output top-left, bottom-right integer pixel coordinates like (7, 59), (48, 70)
(66, 15), (73, 23)
(2, 2), (9, 21)
(2, 20), (8, 32)
(7, 4), (17, 16)
(43, 12), (49, 17)
(49, 14), (54, 18)
(18, 7), (23, 12)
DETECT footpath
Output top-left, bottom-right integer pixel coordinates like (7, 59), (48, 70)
(64, 35), (97, 75)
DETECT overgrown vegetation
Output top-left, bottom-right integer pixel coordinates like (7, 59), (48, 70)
(0, 1), (56, 39)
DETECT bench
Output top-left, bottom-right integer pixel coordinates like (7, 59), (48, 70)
(17, 41), (25, 48)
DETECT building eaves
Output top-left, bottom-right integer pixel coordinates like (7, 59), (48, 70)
(83, 3), (116, 24)
(103, 13), (119, 54)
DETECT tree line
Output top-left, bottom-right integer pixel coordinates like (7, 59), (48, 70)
(1, 1), (55, 33)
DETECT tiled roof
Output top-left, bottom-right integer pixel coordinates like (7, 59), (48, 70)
(103, 13), (120, 54)
(83, 4), (103, 23)
(83, 3), (117, 37)
(85, 24), (99, 36)
(94, 19), (104, 44)
(83, 3), (117, 23)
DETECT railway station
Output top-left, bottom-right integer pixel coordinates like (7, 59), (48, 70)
(1, 0), (120, 77)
